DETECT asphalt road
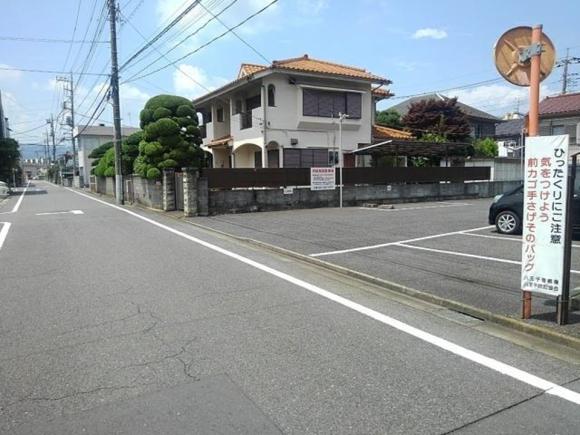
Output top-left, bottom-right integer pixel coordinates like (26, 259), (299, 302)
(191, 199), (580, 330)
(1, 182), (580, 434)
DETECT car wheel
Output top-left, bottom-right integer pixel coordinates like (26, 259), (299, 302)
(495, 211), (521, 235)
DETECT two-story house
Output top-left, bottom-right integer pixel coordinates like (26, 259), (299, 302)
(192, 55), (394, 168)
(538, 92), (580, 153)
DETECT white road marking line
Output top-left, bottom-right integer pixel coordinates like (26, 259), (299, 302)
(36, 210), (84, 216)
(310, 225), (493, 257)
(358, 203), (470, 213)
(461, 232), (580, 249)
(0, 181), (30, 215)
(65, 187), (580, 406)
(0, 222), (11, 251)
(395, 243), (580, 275)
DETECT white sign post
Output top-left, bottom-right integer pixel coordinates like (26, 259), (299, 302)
(521, 135), (569, 297)
(310, 167), (336, 191)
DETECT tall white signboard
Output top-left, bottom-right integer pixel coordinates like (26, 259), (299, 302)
(521, 135), (569, 296)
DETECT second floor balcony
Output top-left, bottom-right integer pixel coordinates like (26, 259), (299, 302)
(240, 111), (253, 130)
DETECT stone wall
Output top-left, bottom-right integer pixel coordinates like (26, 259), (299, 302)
(130, 176), (163, 209)
(205, 181), (521, 215)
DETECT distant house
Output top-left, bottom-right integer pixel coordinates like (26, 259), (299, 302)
(192, 54), (409, 169)
(388, 93), (500, 139)
(538, 92), (580, 152)
(74, 124), (139, 186)
(495, 118), (525, 158)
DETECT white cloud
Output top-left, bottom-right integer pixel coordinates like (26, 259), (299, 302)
(448, 83), (558, 116)
(297, 0), (328, 15)
(173, 64), (228, 98)
(412, 28), (448, 40)
(0, 64), (22, 82)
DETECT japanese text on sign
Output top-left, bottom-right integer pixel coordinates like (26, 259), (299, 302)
(521, 135), (569, 296)
(310, 167), (336, 191)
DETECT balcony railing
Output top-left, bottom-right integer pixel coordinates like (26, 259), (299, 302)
(240, 111), (253, 130)
(200, 124), (207, 139)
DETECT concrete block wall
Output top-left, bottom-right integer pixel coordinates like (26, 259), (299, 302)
(204, 180), (522, 215)
(132, 176), (163, 209)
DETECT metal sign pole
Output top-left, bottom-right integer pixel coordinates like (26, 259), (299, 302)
(558, 153), (577, 325)
(522, 24), (543, 319)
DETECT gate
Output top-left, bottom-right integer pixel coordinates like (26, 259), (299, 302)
(175, 172), (184, 210)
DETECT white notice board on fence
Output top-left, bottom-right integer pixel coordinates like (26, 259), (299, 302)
(310, 167), (336, 191)
(521, 135), (569, 296)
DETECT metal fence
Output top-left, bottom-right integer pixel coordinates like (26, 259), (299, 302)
(201, 167), (491, 189)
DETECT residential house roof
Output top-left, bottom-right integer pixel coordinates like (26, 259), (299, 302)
(539, 92), (580, 117)
(371, 87), (394, 100)
(74, 124), (140, 138)
(372, 124), (414, 140)
(207, 135), (233, 148)
(495, 118), (524, 138)
(388, 93), (499, 122)
(194, 54), (391, 106)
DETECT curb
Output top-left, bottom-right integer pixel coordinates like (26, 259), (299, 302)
(184, 219), (580, 351)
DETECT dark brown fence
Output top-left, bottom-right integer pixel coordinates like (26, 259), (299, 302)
(201, 167), (491, 189)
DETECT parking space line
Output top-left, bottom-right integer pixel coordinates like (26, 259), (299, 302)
(65, 187), (580, 406)
(358, 203), (470, 213)
(310, 225), (493, 257)
(461, 232), (580, 249)
(0, 222), (11, 251)
(395, 243), (580, 275)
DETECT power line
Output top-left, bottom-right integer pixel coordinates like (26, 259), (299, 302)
(11, 124), (47, 135)
(0, 36), (107, 44)
(124, 0), (279, 83)
(62, 1), (84, 72)
(389, 78), (504, 101)
(119, 0), (202, 71)
(70, 0), (101, 72)
(0, 66), (108, 76)
(198, 1), (270, 64)
(122, 0), (237, 77)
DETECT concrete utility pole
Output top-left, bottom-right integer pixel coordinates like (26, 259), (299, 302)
(47, 115), (56, 163)
(57, 74), (78, 184)
(556, 48), (580, 95)
(108, 0), (124, 204)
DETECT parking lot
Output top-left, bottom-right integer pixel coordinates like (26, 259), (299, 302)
(191, 198), (580, 326)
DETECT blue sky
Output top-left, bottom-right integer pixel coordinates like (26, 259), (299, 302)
(1, 0), (579, 154)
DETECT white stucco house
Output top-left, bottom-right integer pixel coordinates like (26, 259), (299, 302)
(74, 124), (140, 186)
(192, 54), (407, 168)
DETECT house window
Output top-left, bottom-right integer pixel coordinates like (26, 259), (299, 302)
(234, 99), (242, 114)
(267, 85), (275, 107)
(216, 107), (224, 122)
(552, 125), (566, 135)
(302, 88), (362, 119)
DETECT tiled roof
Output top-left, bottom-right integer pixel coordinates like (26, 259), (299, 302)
(371, 87), (393, 99)
(495, 118), (524, 137)
(271, 55), (390, 83)
(208, 135), (232, 147)
(539, 92), (580, 116)
(372, 124), (414, 140)
(238, 63), (267, 78)
(73, 125), (140, 138)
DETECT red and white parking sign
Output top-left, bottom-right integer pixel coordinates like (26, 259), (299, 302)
(521, 135), (569, 296)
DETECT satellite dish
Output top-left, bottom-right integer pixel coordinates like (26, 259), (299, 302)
(494, 26), (556, 87)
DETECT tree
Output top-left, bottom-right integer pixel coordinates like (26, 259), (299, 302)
(0, 138), (21, 183)
(134, 94), (204, 179)
(473, 137), (498, 158)
(375, 109), (402, 128)
(402, 97), (471, 141)
(92, 131), (144, 176)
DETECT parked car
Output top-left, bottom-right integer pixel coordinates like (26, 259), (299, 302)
(489, 184), (580, 234)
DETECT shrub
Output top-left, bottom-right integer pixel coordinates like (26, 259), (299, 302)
(153, 107), (172, 120)
(146, 167), (161, 179)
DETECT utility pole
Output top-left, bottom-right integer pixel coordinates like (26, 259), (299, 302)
(556, 48), (580, 95)
(47, 115), (56, 163)
(57, 74), (78, 184)
(108, 0), (124, 204)
(337, 112), (348, 208)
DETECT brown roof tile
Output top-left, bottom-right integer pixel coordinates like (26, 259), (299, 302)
(372, 124), (414, 140)
(271, 54), (390, 83)
(539, 92), (580, 117)
(238, 63), (267, 78)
